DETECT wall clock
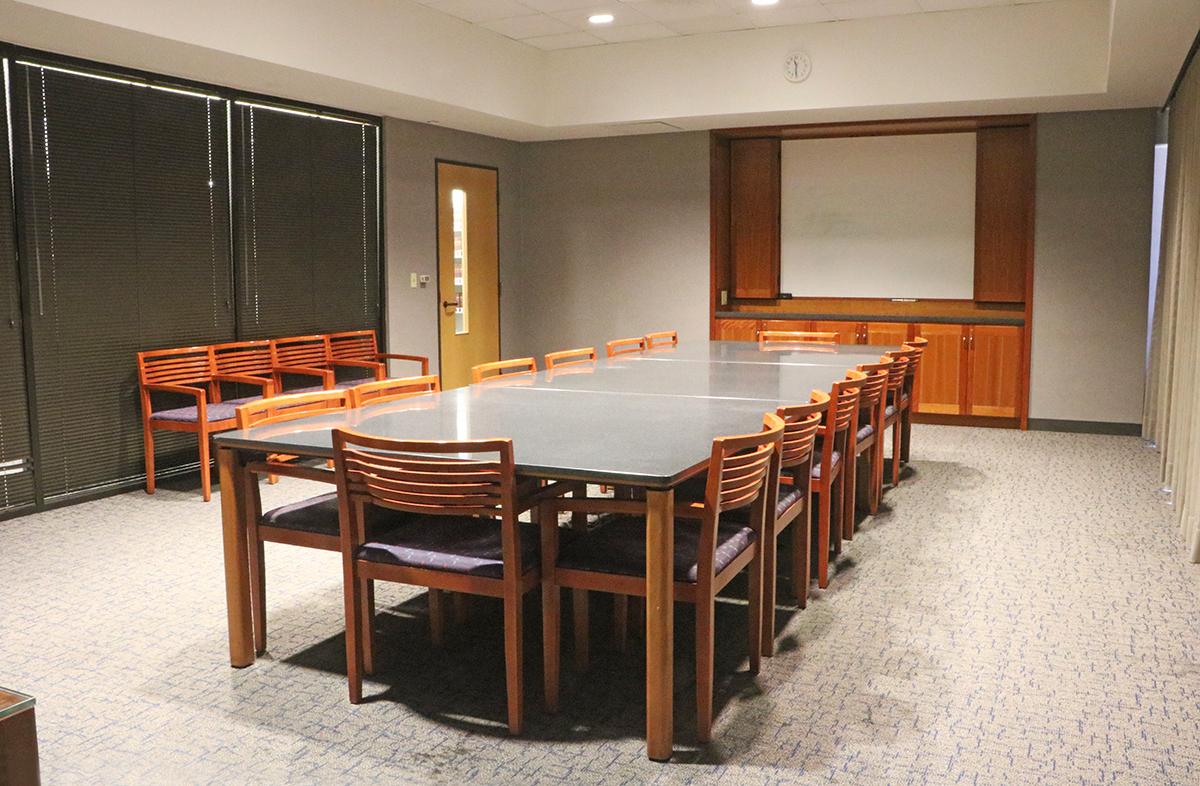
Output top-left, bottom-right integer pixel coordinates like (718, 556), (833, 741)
(784, 51), (812, 83)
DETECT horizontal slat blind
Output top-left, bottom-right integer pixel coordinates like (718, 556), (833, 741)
(12, 64), (234, 497)
(0, 59), (35, 511)
(235, 104), (379, 339)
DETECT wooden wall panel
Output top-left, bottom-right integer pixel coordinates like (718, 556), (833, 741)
(974, 125), (1035, 303)
(710, 136), (731, 335)
(729, 138), (780, 299)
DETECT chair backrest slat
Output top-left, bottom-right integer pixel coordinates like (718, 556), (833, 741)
(235, 389), (350, 429)
(644, 330), (678, 349)
(758, 330), (837, 346)
(853, 359), (892, 409)
(212, 340), (273, 378)
(472, 358), (537, 384)
(829, 375), (862, 433)
(328, 330), (379, 361)
(350, 375), (440, 407)
(777, 390), (829, 470)
(545, 347), (596, 369)
(605, 337), (646, 357)
(137, 346), (214, 386)
(271, 335), (331, 368)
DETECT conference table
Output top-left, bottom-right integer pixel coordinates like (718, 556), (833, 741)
(212, 340), (900, 760)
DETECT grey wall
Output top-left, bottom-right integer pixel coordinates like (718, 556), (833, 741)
(505, 132), (710, 361)
(382, 117), (521, 373)
(1030, 109), (1157, 424)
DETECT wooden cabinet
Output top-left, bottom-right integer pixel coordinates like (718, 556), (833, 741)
(967, 325), (1023, 417)
(913, 324), (967, 415)
(712, 318), (758, 341)
(810, 320), (860, 344)
(761, 319), (811, 332)
(864, 321), (912, 346)
(729, 138), (780, 298)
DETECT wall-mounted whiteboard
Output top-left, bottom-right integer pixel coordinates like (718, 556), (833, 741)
(780, 133), (977, 299)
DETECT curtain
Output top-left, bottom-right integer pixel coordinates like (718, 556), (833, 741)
(1146, 52), (1200, 561)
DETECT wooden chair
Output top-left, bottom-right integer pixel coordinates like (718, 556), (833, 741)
(847, 359), (892, 535)
(471, 357), (537, 384)
(884, 347), (922, 485)
(811, 374), (861, 588)
(879, 351), (913, 489)
(544, 347), (596, 369)
(538, 413), (784, 743)
(328, 329), (430, 378)
(644, 330), (678, 350)
(211, 340), (276, 407)
(235, 390), (352, 653)
(269, 334), (335, 392)
(137, 345), (233, 502)
(605, 337), (646, 357)
(890, 339), (927, 479)
(758, 330), (838, 346)
(333, 430), (539, 735)
(349, 375), (440, 407)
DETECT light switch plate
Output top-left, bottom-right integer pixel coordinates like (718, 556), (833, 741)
(410, 273), (418, 288)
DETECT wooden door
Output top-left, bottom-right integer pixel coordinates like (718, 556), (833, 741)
(810, 320), (861, 344)
(713, 318), (759, 341)
(863, 321), (911, 346)
(967, 325), (1023, 417)
(729, 138), (780, 298)
(437, 162), (499, 389)
(913, 324), (967, 415)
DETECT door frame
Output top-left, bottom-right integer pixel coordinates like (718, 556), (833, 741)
(433, 159), (502, 381)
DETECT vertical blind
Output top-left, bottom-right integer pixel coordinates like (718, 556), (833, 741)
(234, 103), (379, 339)
(11, 63), (235, 497)
(0, 60), (35, 511)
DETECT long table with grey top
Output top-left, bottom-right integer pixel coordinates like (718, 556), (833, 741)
(211, 341), (883, 761)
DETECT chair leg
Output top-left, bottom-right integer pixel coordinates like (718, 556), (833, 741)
(613, 594), (628, 654)
(344, 564), (365, 704)
(453, 592), (471, 625)
(362, 578), (376, 676)
(793, 512), (810, 609)
(892, 419), (903, 486)
(570, 481), (587, 528)
(198, 429), (212, 502)
(871, 436), (884, 514)
(502, 590), (525, 735)
(747, 552), (763, 676)
(249, 539), (267, 655)
(830, 473), (844, 557)
(901, 409), (912, 463)
(572, 589), (589, 671)
(841, 457), (856, 544)
(429, 589), (446, 648)
(143, 426), (156, 495)
(695, 597), (715, 744)
(816, 488), (830, 589)
(760, 523), (778, 658)
(542, 584), (561, 713)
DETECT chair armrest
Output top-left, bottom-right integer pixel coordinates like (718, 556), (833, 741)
(144, 383), (205, 400)
(273, 365), (334, 387)
(329, 359), (387, 380)
(212, 374), (275, 396)
(378, 353), (430, 375)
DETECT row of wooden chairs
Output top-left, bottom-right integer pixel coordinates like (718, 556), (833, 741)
(136, 329), (428, 501)
(468, 330), (680, 384)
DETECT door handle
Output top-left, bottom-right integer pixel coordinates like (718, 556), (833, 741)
(442, 294), (461, 312)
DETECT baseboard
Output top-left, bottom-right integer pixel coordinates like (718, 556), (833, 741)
(911, 413), (1020, 429)
(1027, 418), (1142, 436)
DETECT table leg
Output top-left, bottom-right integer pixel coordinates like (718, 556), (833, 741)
(218, 446), (255, 668)
(645, 488), (674, 761)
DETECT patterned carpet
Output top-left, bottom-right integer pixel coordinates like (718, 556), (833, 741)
(2, 426), (1199, 785)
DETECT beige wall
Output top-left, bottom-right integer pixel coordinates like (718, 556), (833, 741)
(382, 117), (521, 373)
(1030, 109), (1157, 424)
(505, 132), (711, 361)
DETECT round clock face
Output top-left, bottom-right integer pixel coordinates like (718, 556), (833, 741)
(784, 52), (812, 83)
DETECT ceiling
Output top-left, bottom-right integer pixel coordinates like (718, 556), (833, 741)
(415, 0), (1060, 50)
(0, 0), (1196, 141)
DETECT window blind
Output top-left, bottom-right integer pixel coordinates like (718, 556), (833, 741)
(12, 63), (234, 497)
(234, 103), (379, 339)
(0, 59), (35, 512)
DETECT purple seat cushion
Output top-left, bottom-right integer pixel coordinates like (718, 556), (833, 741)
(885, 404), (897, 418)
(557, 514), (756, 583)
(811, 451), (841, 479)
(262, 492), (341, 535)
(357, 517), (538, 578)
(856, 424), (874, 442)
(150, 402), (237, 423)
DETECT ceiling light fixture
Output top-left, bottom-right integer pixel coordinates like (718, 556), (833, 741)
(588, 13), (614, 24)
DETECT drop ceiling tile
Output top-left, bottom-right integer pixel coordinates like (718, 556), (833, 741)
(519, 0), (603, 10)
(482, 14), (577, 38)
(664, 13), (756, 33)
(916, 0), (1010, 9)
(552, 3), (654, 29)
(820, 0), (923, 20)
(425, 0), (534, 23)
(627, 0), (738, 23)
(591, 20), (679, 41)
(522, 30), (608, 48)
(750, 4), (835, 26)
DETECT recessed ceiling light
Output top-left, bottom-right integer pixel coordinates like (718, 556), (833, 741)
(588, 13), (614, 25)
(752, 0), (780, 5)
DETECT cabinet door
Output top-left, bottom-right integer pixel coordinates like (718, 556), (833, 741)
(863, 321), (911, 347)
(967, 325), (1023, 418)
(810, 320), (861, 344)
(713, 318), (759, 341)
(729, 138), (780, 298)
(762, 319), (812, 332)
(913, 324), (967, 415)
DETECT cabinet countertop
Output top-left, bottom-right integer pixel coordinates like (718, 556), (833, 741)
(716, 311), (1025, 327)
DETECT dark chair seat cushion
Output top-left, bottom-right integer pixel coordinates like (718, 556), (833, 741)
(811, 451), (841, 479)
(262, 492), (342, 536)
(557, 514), (756, 583)
(357, 516), (538, 578)
(150, 402), (237, 423)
